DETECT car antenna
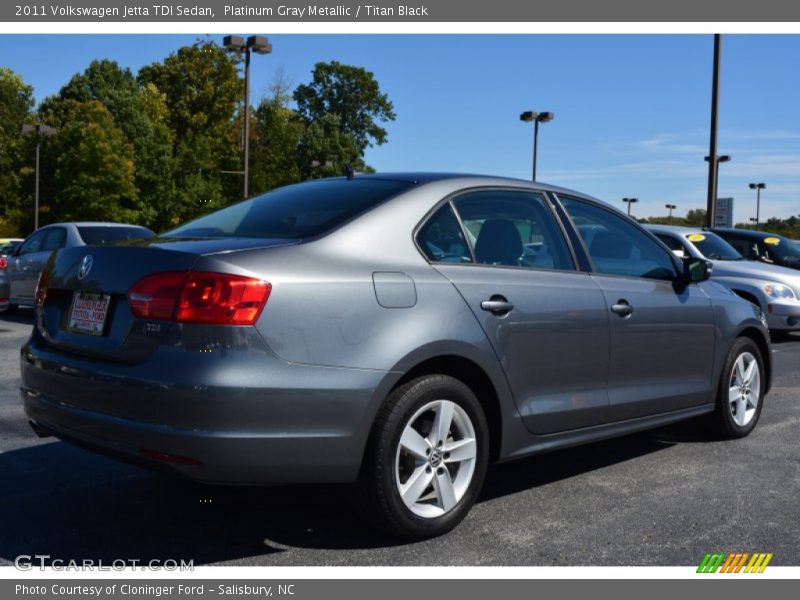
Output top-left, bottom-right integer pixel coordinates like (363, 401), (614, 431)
(344, 163), (356, 180)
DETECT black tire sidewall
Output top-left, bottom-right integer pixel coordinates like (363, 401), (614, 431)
(716, 337), (765, 438)
(367, 374), (489, 540)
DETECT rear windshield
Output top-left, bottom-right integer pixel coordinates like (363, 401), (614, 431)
(77, 226), (155, 245)
(163, 178), (414, 240)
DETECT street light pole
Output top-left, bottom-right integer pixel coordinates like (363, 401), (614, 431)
(706, 34), (722, 228)
(705, 154), (731, 194)
(224, 35), (272, 199)
(520, 111), (554, 181)
(749, 182), (766, 230)
(21, 123), (57, 230)
(622, 197), (639, 217)
(666, 203), (677, 223)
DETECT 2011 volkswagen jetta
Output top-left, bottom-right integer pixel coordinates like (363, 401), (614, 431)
(21, 174), (771, 539)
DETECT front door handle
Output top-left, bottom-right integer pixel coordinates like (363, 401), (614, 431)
(481, 295), (514, 316)
(611, 299), (633, 318)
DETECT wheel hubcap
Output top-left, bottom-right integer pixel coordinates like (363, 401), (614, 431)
(395, 399), (477, 518)
(728, 351), (760, 427)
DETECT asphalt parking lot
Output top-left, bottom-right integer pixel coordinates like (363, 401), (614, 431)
(1, 309), (798, 566)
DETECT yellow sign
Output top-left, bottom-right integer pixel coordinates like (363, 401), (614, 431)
(687, 233), (706, 243)
(763, 237), (781, 245)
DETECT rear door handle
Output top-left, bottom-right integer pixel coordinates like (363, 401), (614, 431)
(481, 296), (514, 315)
(611, 299), (633, 317)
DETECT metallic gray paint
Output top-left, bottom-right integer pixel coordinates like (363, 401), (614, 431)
(20, 174), (772, 484)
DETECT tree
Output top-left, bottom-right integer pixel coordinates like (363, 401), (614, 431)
(47, 101), (139, 223)
(249, 94), (304, 194)
(296, 114), (361, 179)
(138, 41), (242, 224)
(0, 68), (35, 235)
(685, 209), (707, 227)
(41, 60), (174, 228)
(294, 61), (396, 155)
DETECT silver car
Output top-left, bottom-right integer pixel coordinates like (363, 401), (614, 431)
(21, 174), (771, 539)
(2, 222), (154, 313)
(647, 225), (800, 331)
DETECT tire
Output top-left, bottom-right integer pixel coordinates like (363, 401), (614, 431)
(360, 374), (490, 540)
(710, 337), (765, 439)
(0, 304), (17, 314)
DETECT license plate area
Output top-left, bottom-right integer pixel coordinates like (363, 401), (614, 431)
(68, 292), (111, 336)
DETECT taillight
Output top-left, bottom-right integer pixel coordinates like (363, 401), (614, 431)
(177, 273), (271, 325)
(127, 272), (187, 320)
(0, 256), (7, 270)
(127, 272), (270, 325)
(35, 269), (49, 307)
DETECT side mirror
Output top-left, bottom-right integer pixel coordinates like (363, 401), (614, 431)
(683, 257), (712, 283)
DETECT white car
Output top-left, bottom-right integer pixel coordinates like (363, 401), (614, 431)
(647, 225), (800, 331)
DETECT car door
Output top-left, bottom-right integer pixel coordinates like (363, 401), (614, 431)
(559, 196), (717, 421)
(418, 188), (610, 434)
(8, 229), (49, 302)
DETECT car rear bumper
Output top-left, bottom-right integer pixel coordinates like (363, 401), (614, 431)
(21, 335), (393, 484)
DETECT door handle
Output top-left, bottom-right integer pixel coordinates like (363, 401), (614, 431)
(611, 299), (633, 318)
(481, 295), (514, 316)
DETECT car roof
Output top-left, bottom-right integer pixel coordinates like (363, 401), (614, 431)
(331, 171), (607, 203)
(712, 227), (787, 240)
(42, 222), (152, 228)
(644, 224), (706, 235)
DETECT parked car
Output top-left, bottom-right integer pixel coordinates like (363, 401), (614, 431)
(21, 174), (770, 539)
(647, 225), (800, 331)
(712, 228), (800, 271)
(2, 223), (155, 313)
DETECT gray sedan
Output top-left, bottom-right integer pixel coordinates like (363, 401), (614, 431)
(21, 174), (771, 539)
(647, 225), (800, 331)
(2, 222), (154, 313)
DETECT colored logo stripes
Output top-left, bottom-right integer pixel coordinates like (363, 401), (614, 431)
(697, 552), (773, 573)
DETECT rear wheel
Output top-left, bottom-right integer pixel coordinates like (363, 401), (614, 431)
(361, 374), (489, 540)
(0, 303), (17, 314)
(710, 337), (765, 438)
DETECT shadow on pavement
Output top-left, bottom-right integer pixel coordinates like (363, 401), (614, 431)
(0, 425), (680, 563)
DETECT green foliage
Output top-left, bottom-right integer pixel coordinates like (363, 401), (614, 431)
(642, 208), (708, 228)
(294, 61), (396, 154)
(48, 101), (140, 223)
(0, 50), (397, 234)
(138, 41), (242, 226)
(734, 216), (800, 239)
(0, 67), (35, 235)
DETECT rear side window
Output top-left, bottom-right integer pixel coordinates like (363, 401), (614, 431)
(165, 179), (414, 240)
(42, 227), (67, 251)
(77, 226), (154, 245)
(452, 190), (574, 271)
(417, 204), (472, 263)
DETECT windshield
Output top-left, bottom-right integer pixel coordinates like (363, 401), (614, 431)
(77, 226), (155, 245)
(164, 178), (414, 240)
(686, 232), (743, 260)
(765, 236), (800, 264)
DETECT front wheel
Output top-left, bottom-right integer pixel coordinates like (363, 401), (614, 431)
(360, 374), (489, 540)
(710, 337), (765, 438)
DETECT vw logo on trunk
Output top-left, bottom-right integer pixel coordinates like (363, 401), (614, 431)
(77, 255), (94, 280)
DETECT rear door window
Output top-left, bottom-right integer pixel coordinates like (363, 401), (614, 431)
(17, 230), (48, 255)
(450, 190), (575, 271)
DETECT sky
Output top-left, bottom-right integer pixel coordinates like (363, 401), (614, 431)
(1, 34), (799, 224)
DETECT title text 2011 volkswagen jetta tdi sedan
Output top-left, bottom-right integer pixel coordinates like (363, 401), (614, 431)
(22, 174), (771, 539)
